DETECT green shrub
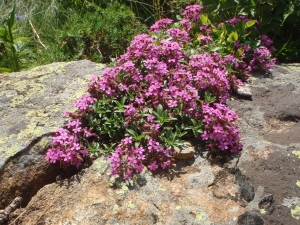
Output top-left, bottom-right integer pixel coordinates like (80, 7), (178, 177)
(0, 5), (31, 72)
(0, 1), (147, 69)
(44, 1), (147, 63)
(201, 0), (300, 62)
(124, 0), (200, 26)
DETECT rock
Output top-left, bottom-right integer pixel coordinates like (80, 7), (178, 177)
(3, 63), (300, 225)
(13, 157), (246, 225)
(236, 84), (252, 97)
(0, 197), (22, 225)
(235, 169), (255, 203)
(0, 60), (106, 208)
(258, 194), (274, 215)
(173, 141), (195, 159)
(212, 168), (254, 205)
(228, 64), (300, 225)
(237, 211), (264, 225)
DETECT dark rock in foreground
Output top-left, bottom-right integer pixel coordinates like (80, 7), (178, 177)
(0, 60), (106, 209)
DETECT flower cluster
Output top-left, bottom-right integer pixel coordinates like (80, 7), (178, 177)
(110, 137), (172, 179)
(250, 47), (276, 72)
(190, 53), (230, 103)
(46, 4), (276, 178)
(201, 103), (242, 153)
(45, 119), (91, 168)
(149, 18), (173, 32)
(73, 93), (97, 110)
(182, 5), (203, 23)
(221, 16), (276, 73)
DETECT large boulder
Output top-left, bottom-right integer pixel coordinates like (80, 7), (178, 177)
(0, 60), (105, 209)
(2, 64), (300, 225)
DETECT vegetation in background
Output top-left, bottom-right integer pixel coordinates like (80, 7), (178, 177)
(0, 5), (31, 72)
(1, 0), (298, 71)
(201, 0), (300, 62)
(125, 0), (197, 25)
(46, 2), (147, 63)
(125, 0), (300, 62)
(0, 0), (147, 71)
(45, 5), (276, 179)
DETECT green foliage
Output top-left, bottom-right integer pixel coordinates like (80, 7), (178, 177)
(90, 96), (127, 140)
(150, 104), (177, 125)
(87, 141), (116, 157)
(46, 1), (147, 63)
(0, 5), (31, 72)
(125, 0), (199, 26)
(210, 18), (257, 55)
(0, 0), (147, 70)
(201, 0), (300, 62)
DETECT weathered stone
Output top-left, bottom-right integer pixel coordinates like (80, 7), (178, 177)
(258, 194), (274, 215)
(0, 60), (106, 208)
(3, 63), (300, 225)
(236, 84), (252, 97)
(13, 157), (246, 225)
(0, 196), (22, 225)
(237, 211), (264, 225)
(173, 141), (195, 159)
(212, 168), (254, 205)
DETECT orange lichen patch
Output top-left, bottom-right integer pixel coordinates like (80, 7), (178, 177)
(195, 191), (245, 223)
(250, 147), (275, 160)
(212, 172), (240, 199)
(267, 118), (296, 133)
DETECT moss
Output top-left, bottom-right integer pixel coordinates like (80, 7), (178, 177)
(292, 150), (300, 159)
(196, 211), (206, 221)
(291, 206), (300, 220)
(128, 200), (135, 209)
(260, 209), (266, 215)
(112, 204), (119, 214)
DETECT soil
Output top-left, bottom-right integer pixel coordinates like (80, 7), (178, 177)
(228, 64), (300, 225)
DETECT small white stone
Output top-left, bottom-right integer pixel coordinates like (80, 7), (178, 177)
(173, 141), (195, 159)
(236, 84), (252, 97)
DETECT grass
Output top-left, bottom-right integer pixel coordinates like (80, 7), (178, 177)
(0, 0), (299, 72)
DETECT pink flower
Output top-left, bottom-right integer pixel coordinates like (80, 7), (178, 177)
(124, 136), (133, 145)
(147, 115), (155, 122)
(168, 100), (178, 108)
(182, 5), (203, 22)
(74, 93), (96, 111)
(148, 161), (159, 171)
(198, 36), (212, 45)
(149, 18), (173, 32)
(151, 123), (160, 130)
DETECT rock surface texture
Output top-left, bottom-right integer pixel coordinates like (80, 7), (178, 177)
(0, 60), (106, 209)
(1, 64), (300, 225)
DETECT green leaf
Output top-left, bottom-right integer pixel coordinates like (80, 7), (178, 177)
(237, 49), (243, 57)
(228, 31), (238, 42)
(0, 28), (10, 42)
(126, 129), (138, 138)
(7, 5), (17, 31)
(157, 104), (163, 116)
(0, 28), (7, 38)
(200, 14), (208, 24)
(14, 37), (31, 43)
(245, 20), (256, 29)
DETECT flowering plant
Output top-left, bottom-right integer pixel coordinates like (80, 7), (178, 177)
(0, 5), (30, 72)
(46, 5), (276, 179)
